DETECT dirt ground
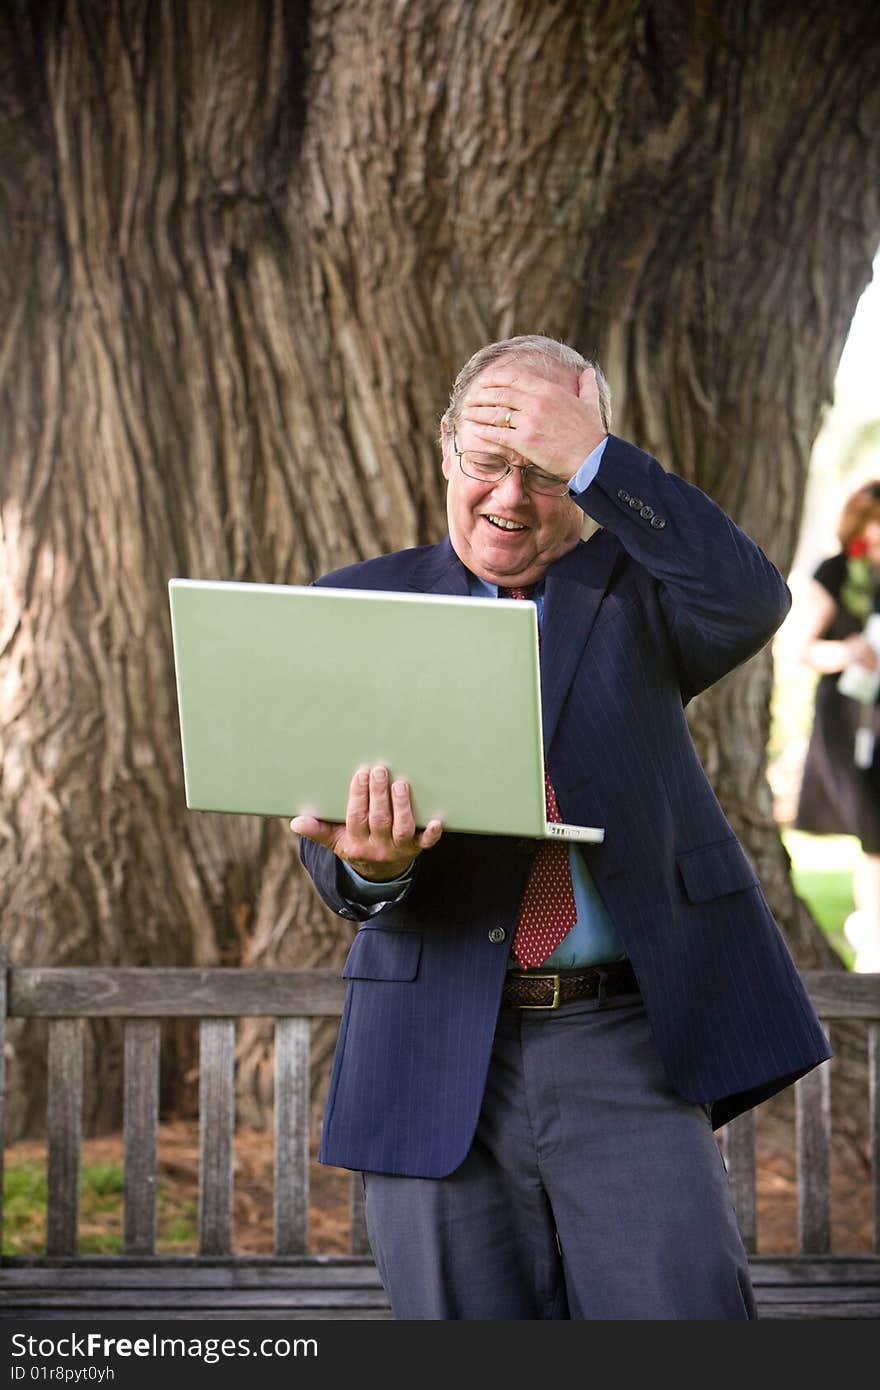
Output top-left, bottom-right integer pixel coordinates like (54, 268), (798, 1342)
(4, 1104), (874, 1257)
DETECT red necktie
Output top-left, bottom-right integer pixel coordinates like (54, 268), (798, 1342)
(501, 586), (578, 968)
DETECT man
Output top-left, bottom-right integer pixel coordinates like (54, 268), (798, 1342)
(291, 335), (831, 1319)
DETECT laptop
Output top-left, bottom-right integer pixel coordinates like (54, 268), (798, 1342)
(168, 579), (604, 843)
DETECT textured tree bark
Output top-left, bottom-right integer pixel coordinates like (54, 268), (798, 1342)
(1, 0), (879, 1137)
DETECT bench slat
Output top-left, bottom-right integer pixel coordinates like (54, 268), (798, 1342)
(796, 1032), (832, 1255)
(799, 971), (880, 1019)
(0, 1258), (383, 1287)
(274, 1018), (309, 1255)
(9, 969), (346, 1018)
(748, 1255), (880, 1284)
(198, 1020), (235, 1256)
(350, 1171), (370, 1256)
(0, 1308), (391, 1322)
(0, 1287), (390, 1309)
(754, 1300), (880, 1318)
(0, 1253), (871, 1284)
(10, 969), (874, 1019)
(721, 1109), (756, 1254)
(46, 1019), (84, 1257)
(123, 1019), (160, 1255)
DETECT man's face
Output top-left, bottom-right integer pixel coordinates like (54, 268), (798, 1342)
(440, 362), (584, 588)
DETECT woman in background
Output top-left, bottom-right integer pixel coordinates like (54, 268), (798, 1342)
(793, 481), (880, 971)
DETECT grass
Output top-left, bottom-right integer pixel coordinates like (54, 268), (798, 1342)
(772, 636), (860, 968)
(1, 1120), (349, 1260)
(2, 1159), (199, 1256)
(783, 828), (857, 969)
(2, 1162), (47, 1254)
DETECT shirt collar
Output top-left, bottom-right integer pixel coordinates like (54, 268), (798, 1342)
(467, 573), (546, 600)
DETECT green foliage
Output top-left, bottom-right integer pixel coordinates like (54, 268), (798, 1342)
(2, 1160), (200, 1256)
(77, 1232), (124, 1254)
(159, 1204), (200, 1249)
(783, 829), (857, 968)
(83, 1164), (124, 1197)
(3, 1160), (46, 1205)
(2, 1161), (47, 1254)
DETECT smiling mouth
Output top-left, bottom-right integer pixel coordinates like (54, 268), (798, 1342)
(485, 514), (527, 532)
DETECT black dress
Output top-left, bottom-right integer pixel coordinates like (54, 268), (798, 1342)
(794, 552), (880, 852)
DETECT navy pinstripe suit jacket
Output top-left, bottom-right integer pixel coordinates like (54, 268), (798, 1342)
(301, 434), (832, 1178)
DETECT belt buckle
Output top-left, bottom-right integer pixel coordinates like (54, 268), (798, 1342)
(519, 971), (561, 1010)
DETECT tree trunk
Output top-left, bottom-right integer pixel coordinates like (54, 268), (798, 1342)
(1, 0), (879, 1138)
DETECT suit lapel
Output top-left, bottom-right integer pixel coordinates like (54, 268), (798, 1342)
(540, 535), (618, 754)
(408, 537), (471, 596)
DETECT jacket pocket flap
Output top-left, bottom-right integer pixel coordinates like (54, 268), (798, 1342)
(342, 927), (422, 982)
(677, 839), (759, 904)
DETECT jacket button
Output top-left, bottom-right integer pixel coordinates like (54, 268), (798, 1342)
(628, 496), (643, 509)
(650, 516), (666, 529)
(488, 927), (507, 945)
(617, 488), (631, 503)
(640, 505), (655, 519)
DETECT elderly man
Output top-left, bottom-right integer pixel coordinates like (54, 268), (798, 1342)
(291, 335), (830, 1320)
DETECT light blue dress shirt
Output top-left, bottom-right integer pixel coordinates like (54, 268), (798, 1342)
(338, 437), (626, 967)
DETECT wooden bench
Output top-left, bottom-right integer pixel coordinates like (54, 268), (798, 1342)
(0, 957), (878, 1319)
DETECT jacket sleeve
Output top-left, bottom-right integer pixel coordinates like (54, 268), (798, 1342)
(299, 837), (417, 922)
(575, 435), (791, 701)
(299, 838), (365, 921)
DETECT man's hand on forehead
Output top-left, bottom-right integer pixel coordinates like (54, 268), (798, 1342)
(461, 366), (606, 482)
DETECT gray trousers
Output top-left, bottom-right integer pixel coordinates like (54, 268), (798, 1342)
(363, 989), (757, 1320)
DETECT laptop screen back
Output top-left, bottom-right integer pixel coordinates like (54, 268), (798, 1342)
(168, 579), (549, 837)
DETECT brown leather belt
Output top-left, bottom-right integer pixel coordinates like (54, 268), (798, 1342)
(501, 959), (639, 1010)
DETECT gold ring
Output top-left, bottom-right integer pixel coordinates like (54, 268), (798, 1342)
(504, 410), (512, 428)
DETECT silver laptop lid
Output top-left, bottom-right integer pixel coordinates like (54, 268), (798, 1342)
(169, 579), (555, 837)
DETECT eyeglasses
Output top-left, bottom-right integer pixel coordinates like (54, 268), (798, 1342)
(451, 431), (571, 498)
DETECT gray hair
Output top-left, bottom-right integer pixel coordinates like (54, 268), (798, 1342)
(442, 334), (612, 435)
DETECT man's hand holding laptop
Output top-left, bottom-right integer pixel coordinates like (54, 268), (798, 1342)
(290, 764), (444, 882)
